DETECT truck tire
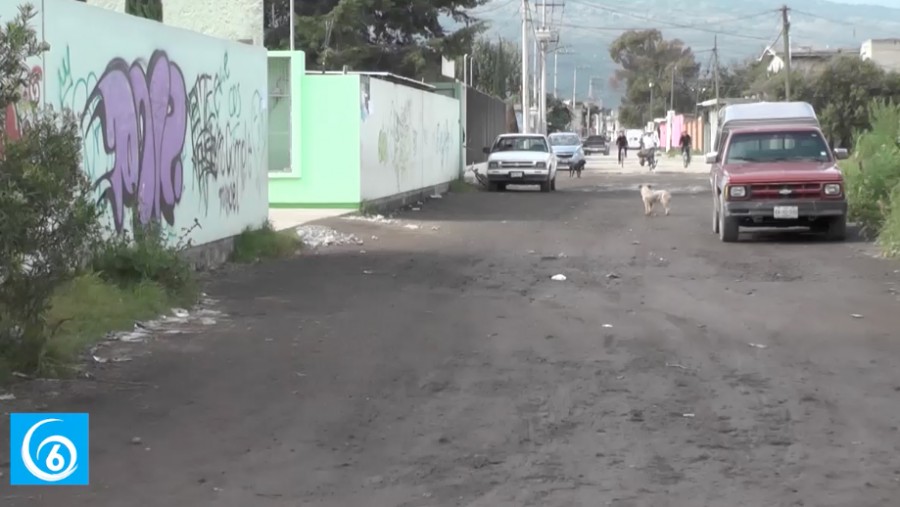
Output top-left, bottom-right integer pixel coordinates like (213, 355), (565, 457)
(550, 177), (556, 191)
(487, 182), (498, 192)
(718, 205), (739, 242)
(825, 216), (847, 241)
(540, 179), (551, 192)
(712, 197), (720, 234)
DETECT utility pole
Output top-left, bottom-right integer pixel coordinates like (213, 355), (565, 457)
(669, 65), (676, 112)
(521, 0), (529, 133)
(289, 0), (295, 50)
(713, 35), (720, 107)
(781, 5), (791, 101)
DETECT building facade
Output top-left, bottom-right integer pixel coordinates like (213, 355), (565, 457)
(861, 38), (900, 73)
(85, 0), (264, 45)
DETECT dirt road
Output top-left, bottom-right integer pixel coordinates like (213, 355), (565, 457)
(3, 169), (900, 506)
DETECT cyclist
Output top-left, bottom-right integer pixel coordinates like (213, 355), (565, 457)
(679, 131), (692, 166)
(641, 131), (658, 170)
(615, 131), (628, 165)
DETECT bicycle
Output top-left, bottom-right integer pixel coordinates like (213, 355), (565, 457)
(682, 148), (691, 168)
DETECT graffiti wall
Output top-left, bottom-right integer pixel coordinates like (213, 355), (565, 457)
(359, 77), (460, 201)
(1, 0), (268, 247)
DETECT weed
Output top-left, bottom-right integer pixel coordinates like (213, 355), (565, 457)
(230, 222), (301, 263)
(450, 177), (480, 193)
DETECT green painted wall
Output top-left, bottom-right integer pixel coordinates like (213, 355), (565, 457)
(269, 70), (361, 208)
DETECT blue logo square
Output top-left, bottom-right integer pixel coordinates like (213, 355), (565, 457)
(10, 413), (89, 485)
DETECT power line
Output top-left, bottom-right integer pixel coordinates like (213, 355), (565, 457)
(562, 0), (780, 39)
(551, 20), (777, 42)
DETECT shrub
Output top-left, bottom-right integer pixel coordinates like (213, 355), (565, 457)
(90, 222), (198, 306)
(843, 100), (900, 238)
(230, 222), (301, 263)
(0, 109), (103, 373)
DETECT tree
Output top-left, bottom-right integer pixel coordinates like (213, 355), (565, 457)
(125, 0), (163, 21)
(264, 0), (487, 80)
(609, 29), (701, 127)
(1, 4), (102, 373)
(546, 94), (571, 133)
(468, 36), (521, 101)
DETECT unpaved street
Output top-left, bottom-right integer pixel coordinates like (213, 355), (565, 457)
(3, 165), (900, 507)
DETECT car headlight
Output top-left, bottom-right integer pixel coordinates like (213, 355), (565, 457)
(823, 183), (842, 196)
(535, 161), (546, 168)
(728, 185), (747, 198)
(488, 161), (498, 169)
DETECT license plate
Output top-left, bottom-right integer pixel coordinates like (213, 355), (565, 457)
(510, 171), (524, 178)
(773, 206), (799, 219)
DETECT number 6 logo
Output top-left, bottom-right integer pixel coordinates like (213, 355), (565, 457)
(21, 418), (79, 482)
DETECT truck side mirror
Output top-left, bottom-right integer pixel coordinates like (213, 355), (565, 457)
(833, 148), (849, 160)
(705, 151), (718, 164)
(482, 147), (491, 154)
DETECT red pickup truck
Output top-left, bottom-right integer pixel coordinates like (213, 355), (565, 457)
(708, 102), (850, 242)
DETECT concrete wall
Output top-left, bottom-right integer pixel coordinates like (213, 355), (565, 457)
(4, 0), (269, 248)
(268, 72), (361, 208)
(862, 39), (900, 73)
(86, 0), (264, 45)
(359, 77), (460, 201)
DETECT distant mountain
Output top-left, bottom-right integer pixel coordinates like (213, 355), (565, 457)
(470, 0), (900, 107)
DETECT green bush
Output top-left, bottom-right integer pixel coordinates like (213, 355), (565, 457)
(230, 222), (301, 263)
(844, 100), (900, 238)
(0, 109), (103, 374)
(90, 222), (198, 306)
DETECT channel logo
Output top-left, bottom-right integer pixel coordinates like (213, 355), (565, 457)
(9, 413), (89, 485)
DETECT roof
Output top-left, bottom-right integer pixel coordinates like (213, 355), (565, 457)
(499, 132), (545, 138)
(305, 70), (435, 91)
(719, 101), (818, 128)
(697, 98), (757, 108)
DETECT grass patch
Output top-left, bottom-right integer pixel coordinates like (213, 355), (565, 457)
(449, 178), (480, 193)
(38, 273), (174, 375)
(230, 222), (302, 263)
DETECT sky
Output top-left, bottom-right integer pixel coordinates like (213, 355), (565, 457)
(839, 0), (900, 4)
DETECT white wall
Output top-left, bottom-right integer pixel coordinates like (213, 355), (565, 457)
(359, 77), (460, 201)
(3, 0), (269, 248)
(86, 0), (264, 46)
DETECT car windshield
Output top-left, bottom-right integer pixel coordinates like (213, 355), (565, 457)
(549, 134), (580, 146)
(492, 136), (550, 153)
(726, 131), (832, 163)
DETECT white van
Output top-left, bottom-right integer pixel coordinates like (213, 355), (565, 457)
(625, 129), (643, 150)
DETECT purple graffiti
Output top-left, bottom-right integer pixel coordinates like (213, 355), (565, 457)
(87, 50), (187, 232)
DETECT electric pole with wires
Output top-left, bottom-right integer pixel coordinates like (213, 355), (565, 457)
(781, 5), (791, 100)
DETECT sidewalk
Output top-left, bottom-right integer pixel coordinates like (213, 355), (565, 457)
(268, 208), (353, 231)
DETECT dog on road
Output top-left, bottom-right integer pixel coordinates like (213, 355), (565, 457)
(569, 160), (584, 178)
(640, 184), (671, 216)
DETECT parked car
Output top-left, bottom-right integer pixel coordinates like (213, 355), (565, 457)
(707, 101), (849, 242)
(483, 133), (558, 192)
(548, 132), (586, 171)
(582, 135), (610, 155)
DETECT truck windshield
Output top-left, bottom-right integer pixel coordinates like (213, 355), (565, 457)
(726, 131), (832, 163)
(492, 136), (549, 153)
(549, 134), (580, 146)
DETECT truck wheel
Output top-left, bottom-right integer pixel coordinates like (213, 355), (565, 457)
(825, 216), (847, 241)
(712, 197), (720, 234)
(550, 177), (556, 191)
(487, 182), (498, 192)
(540, 179), (551, 192)
(718, 205), (739, 242)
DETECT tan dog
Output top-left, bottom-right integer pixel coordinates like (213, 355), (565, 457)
(640, 184), (671, 216)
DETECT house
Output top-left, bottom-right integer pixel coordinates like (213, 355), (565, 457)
(82, 0), (263, 45)
(861, 38), (900, 73)
(758, 47), (856, 76)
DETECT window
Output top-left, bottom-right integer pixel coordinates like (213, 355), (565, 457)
(492, 136), (549, 153)
(549, 134), (580, 146)
(725, 131), (831, 163)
